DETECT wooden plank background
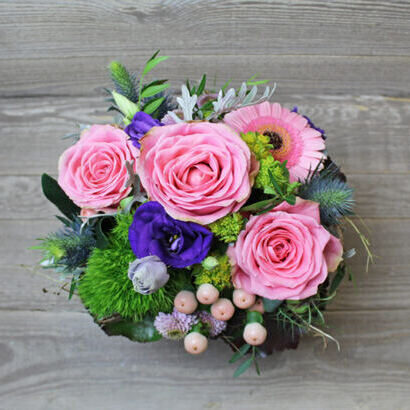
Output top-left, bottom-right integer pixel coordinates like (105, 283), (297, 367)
(1, 1), (410, 409)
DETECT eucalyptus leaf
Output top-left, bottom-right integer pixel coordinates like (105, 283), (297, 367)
(143, 97), (165, 115)
(41, 173), (80, 220)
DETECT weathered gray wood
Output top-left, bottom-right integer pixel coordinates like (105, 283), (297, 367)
(2, 0), (409, 59)
(2, 54), (410, 97)
(1, 95), (409, 175)
(0, 310), (409, 410)
(1, 0), (410, 407)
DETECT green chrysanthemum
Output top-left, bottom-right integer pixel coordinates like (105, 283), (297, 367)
(78, 214), (185, 321)
(209, 213), (244, 243)
(241, 132), (273, 161)
(193, 254), (232, 291)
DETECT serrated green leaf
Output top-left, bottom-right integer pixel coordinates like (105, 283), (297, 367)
(141, 83), (170, 98)
(112, 90), (138, 120)
(142, 56), (169, 76)
(262, 298), (282, 312)
(41, 173), (80, 220)
(229, 343), (251, 364)
(143, 97), (165, 115)
(233, 357), (253, 378)
(103, 316), (162, 343)
(196, 74), (207, 96)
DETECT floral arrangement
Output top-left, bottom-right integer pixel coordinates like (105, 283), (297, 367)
(36, 52), (371, 377)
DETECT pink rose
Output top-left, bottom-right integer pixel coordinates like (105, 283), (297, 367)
(58, 124), (139, 213)
(228, 198), (343, 300)
(138, 122), (258, 225)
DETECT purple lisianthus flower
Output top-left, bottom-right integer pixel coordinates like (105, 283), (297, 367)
(128, 201), (213, 268)
(291, 106), (326, 139)
(124, 111), (163, 148)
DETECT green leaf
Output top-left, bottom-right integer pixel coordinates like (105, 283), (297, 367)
(112, 90), (138, 120)
(41, 173), (80, 220)
(103, 316), (162, 343)
(262, 298), (282, 312)
(196, 74), (207, 96)
(142, 56), (169, 76)
(233, 357), (253, 378)
(141, 83), (170, 99)
(247, 79), (270, 86)
(148, 50), (160, 62)
(329, 263), (347, 294)
(221, 79), (232, 92)
(95, 218), (109, 250)
(285, 195), (296, 205)
(143, 97), (165, 115)
(229, 343), (251, 364)
(68, 276), (77, 300)
(141, 79), (168, 93)
(241, 198), (277, 212)
(268, 169), (284, 196)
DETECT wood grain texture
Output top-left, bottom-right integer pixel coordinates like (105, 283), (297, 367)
(1, 1), (410, 409)
(0, 310), (409, 410)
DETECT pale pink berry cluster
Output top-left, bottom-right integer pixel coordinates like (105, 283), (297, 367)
(173, 284), (268, 355)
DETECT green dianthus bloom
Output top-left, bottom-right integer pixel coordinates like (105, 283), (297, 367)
(193, 254), (232, 291)
(78, 213), (185, 321)
(241, 132), (273, 160)
(209, 213), (244, 243)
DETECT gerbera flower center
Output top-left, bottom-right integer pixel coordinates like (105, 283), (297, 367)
(263, 131), (283, 150)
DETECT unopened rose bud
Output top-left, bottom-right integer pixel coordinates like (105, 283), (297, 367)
(128, 255), (169, 295)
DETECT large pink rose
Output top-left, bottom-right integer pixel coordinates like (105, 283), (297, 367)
(58, 124), (139, 213)
(138, 122), (258, 225)
(228, 198), (343, 300)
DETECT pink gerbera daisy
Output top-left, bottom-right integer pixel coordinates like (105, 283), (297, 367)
(224, 102), (326, 182)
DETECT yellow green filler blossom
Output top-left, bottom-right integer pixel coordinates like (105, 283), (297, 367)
(193, 254), (232, 291)
(209, 213), (244, 243)
(255, 156), (300, 196)
(241, 132), (272, 161)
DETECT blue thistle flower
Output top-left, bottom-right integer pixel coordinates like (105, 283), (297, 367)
(299, 163), (354, 226)
(38, 217), (96, 274)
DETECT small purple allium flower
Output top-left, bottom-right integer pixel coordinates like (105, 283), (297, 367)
(124, 111), (163, 148)
(154, 308), (198, 340)
(291, 106), (326, 139)
(128, 201), (213, 268)
(199, 311), (227, 337)
(128, 255), (169, 295)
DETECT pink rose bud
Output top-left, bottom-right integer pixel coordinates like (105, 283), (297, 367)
(243, 322), (267, 346)
(196, 284), (219, 305)
(174, 290), (198, 314)
(211, 298), (235, 321)
(184, 332), (208, 355)
(233, 289), (256, 309)
(248, 298), (265, 314)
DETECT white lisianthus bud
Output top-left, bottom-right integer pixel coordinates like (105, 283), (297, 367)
(128, 255), (169, 295)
